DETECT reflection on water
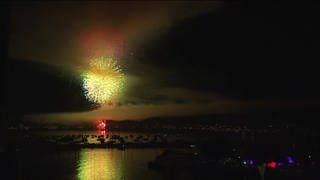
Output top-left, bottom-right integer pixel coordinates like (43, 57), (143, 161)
(7, 147), (163, 180)
(77, 149), (124, 180)
(76, 149), (163, 180)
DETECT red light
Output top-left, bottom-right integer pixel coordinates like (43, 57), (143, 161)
(97, 120), (106, 130)
(267, 161), (277, 168)
(98, 130), (105, 136)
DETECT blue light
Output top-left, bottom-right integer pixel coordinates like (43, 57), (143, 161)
(277, 162), (284, 167)
(287, 156), (294, 164)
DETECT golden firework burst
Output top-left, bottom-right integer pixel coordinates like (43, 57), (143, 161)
(82, 56), (124, 104)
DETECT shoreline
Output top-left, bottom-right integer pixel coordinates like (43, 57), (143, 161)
(6, 142), (194, 152)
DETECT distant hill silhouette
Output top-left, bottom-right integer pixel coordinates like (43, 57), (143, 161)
(140, 107), (320, 128)
(25, 106), (320, 129)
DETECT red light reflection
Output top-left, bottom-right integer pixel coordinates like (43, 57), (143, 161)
(98, 130), (105, 136)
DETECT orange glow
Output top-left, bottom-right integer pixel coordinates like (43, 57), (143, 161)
(98, 130), (105, 136)
(97, 120), (106, 130)
(80, 25), (124, 57)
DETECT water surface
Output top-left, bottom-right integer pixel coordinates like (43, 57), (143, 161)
(12, 148), (164, 180)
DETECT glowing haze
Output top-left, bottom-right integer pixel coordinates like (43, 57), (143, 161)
(7, 1), (312, 124)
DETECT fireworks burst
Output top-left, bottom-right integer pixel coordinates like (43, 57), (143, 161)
(82, 56), (124, 104)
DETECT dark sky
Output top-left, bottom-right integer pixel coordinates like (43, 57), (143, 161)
(4, 1), (320, 123)
(136, 1), (320, 101)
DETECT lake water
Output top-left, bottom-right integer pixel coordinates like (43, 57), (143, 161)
(4, 130), (200, 179)
(8, 148), (165, 180)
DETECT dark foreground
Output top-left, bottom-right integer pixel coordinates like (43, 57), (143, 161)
(3, 128), (319, 180)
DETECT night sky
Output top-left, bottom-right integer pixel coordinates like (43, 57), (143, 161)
(3, 1), (320, 124)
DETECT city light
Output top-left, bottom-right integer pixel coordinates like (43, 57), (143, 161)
(287, 156), (294, 164)
(267, 161), (277, 168)
(248, 160), (254, 166)
(277, 162), (285, 167)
